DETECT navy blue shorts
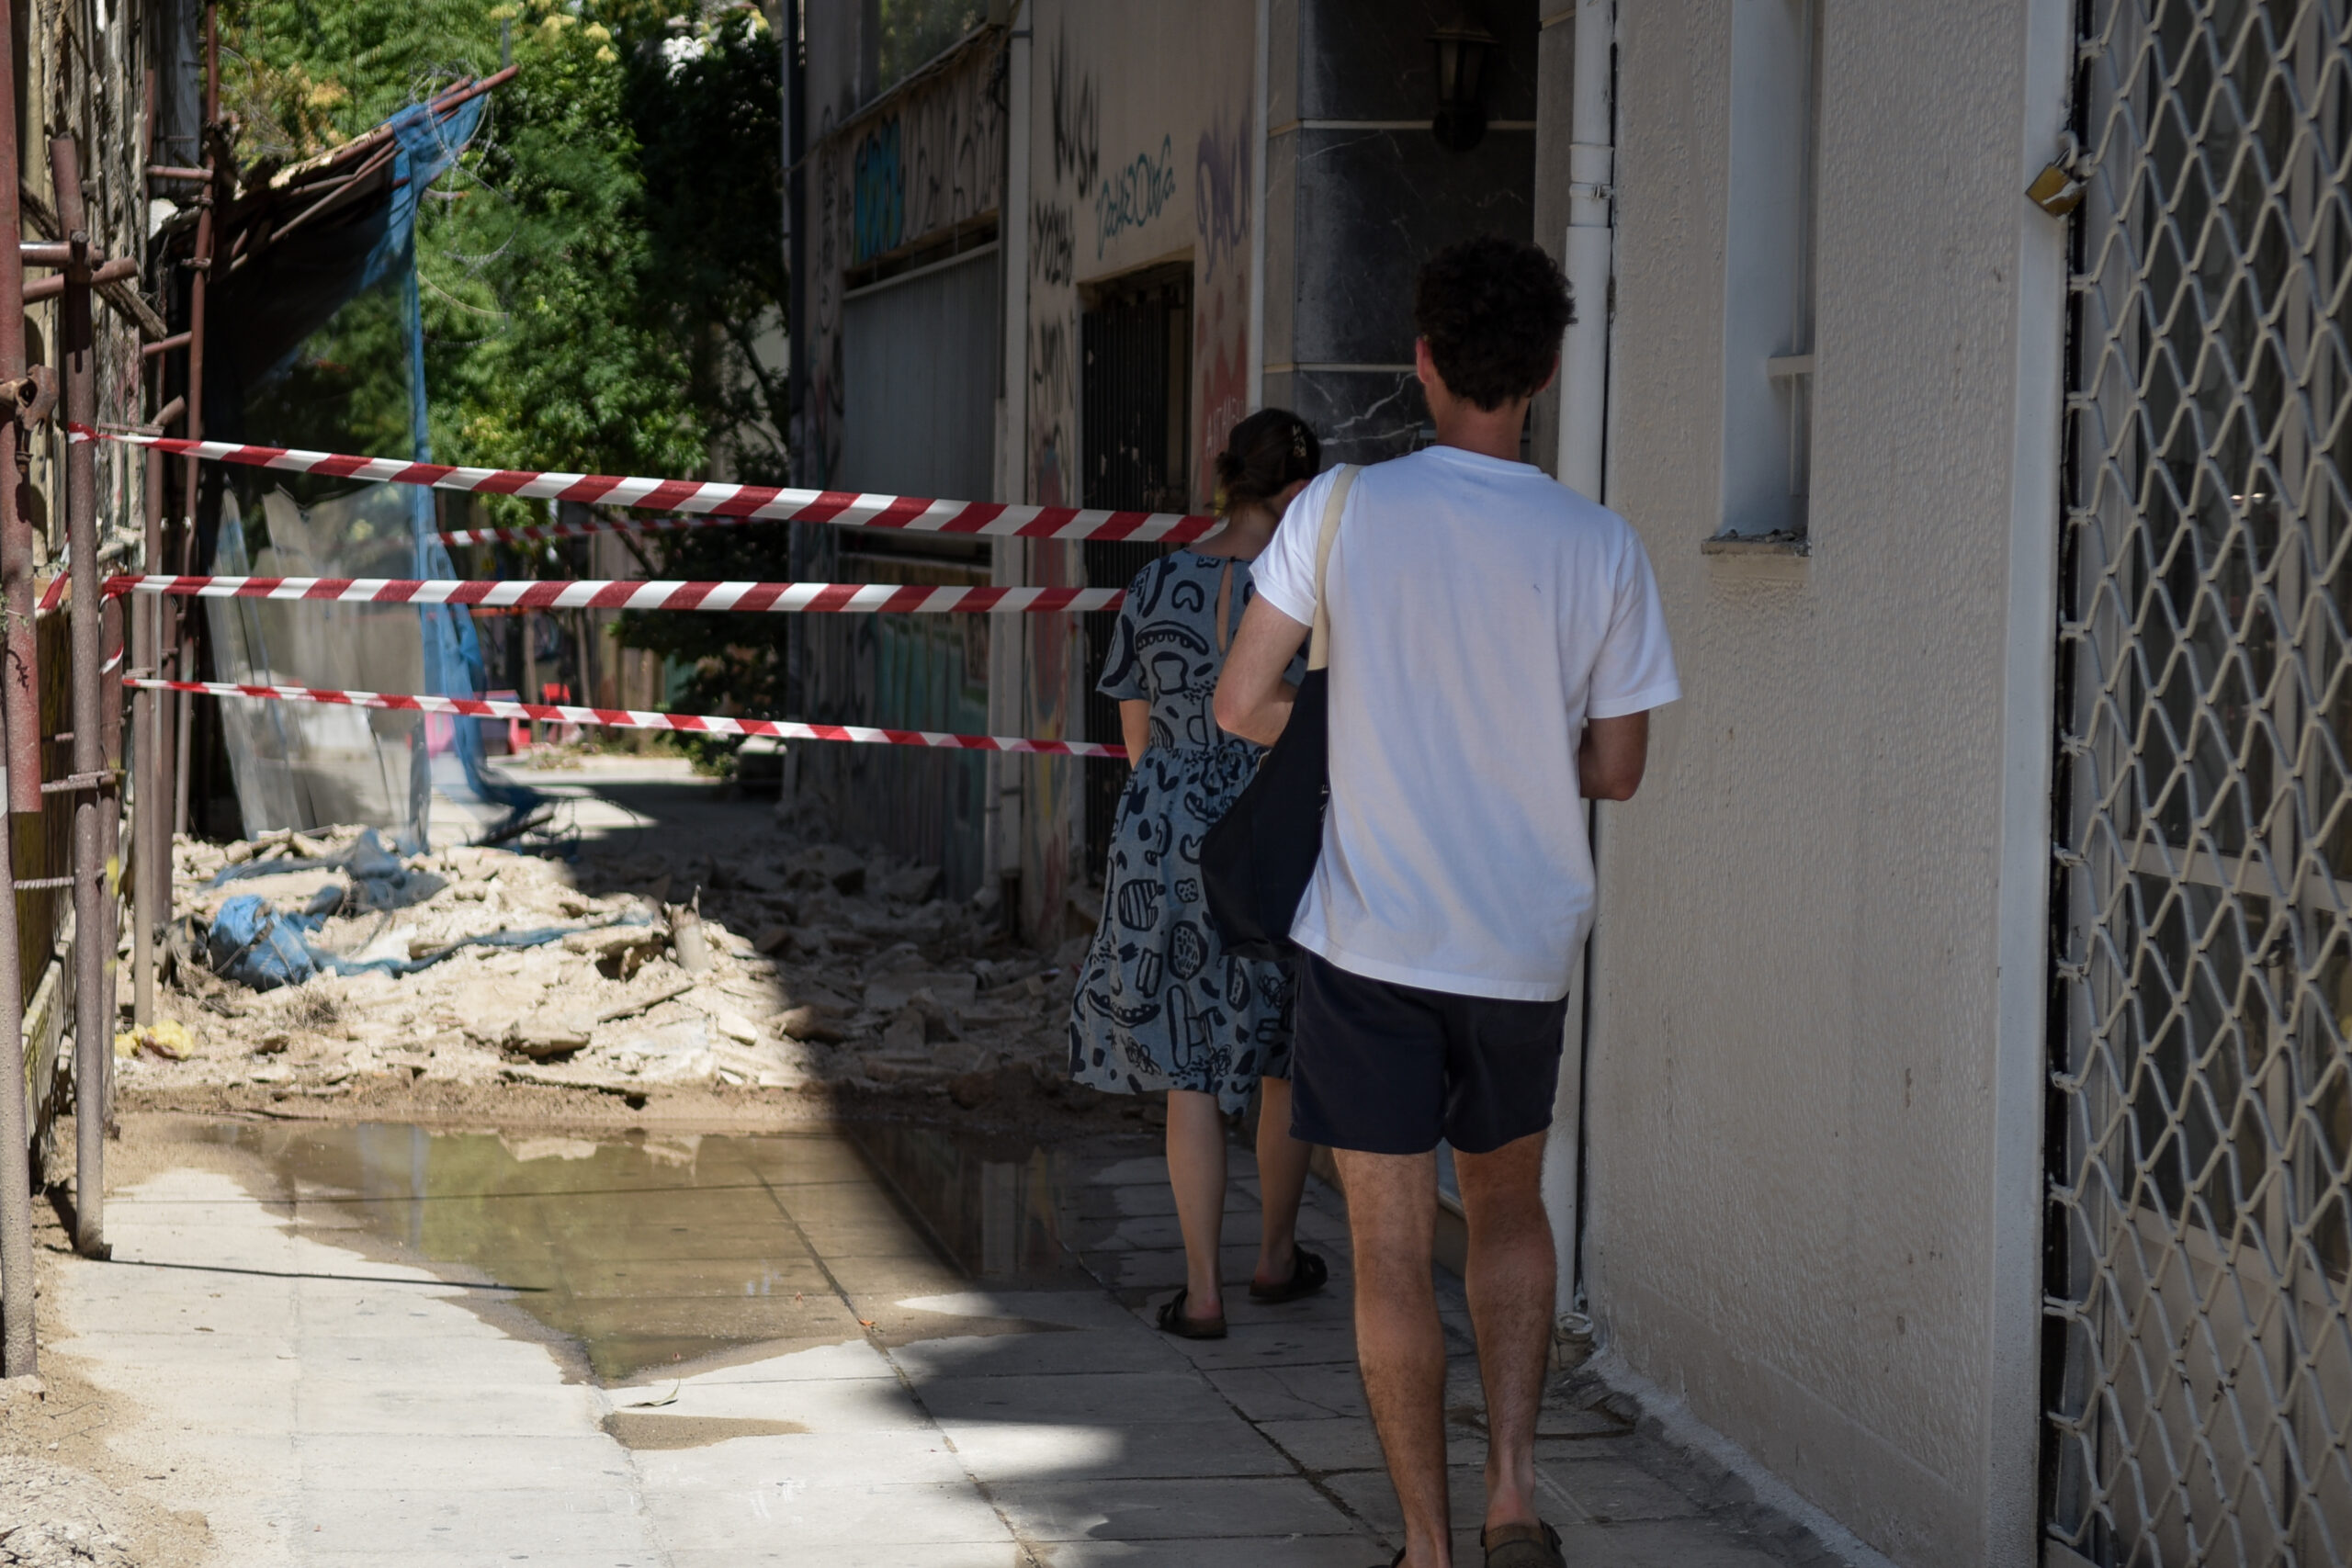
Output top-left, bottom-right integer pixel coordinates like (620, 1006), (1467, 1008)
(1288, 951), (1570, 1156)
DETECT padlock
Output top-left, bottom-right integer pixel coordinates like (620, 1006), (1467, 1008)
(2027, 163), (2085, 217)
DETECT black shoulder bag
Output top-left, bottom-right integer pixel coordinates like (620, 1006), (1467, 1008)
(1202, 465), (1358, 960)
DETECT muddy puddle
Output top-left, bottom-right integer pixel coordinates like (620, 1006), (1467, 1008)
(205, 1119), (1089, 1380)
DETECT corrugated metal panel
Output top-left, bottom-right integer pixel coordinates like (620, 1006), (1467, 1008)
(800, 246), (1001, 897)
(842, 245), (1001, 503)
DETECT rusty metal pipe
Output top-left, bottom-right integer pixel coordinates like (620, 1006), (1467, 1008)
(52, 135), (105, 1260)
(0, 0), (33, 1379)
(141, 332), (190, 358)
(24, 258), (135, 302)
(132, 442), (158, 1030)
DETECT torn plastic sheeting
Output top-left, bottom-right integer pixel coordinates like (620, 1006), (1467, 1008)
(209, 827), (447, 913)
(202, 890), (593, 991)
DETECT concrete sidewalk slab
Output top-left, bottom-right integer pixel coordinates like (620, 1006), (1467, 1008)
(42, 1121), (1855, 1566)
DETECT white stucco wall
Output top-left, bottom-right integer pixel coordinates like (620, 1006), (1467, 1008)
(1585, 4), (2062, 1562)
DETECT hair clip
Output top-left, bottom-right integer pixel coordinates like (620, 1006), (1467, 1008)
(1290, 423), (1308, 459)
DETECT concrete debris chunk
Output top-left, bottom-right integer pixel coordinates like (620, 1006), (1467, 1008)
(667, 900), (712, 973)
(504, 1021), (592, 1060)
(876, 863), (942, 903)
(502, 1061), (638, 1094)
(561, 925), (661, 959)
(772, 1003), (844, 1043)
(864, 970), (978, 1012)
(787, 843), (866, 894)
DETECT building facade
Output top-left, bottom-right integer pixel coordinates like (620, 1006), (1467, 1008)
(1591, 1), (2349, 1564)
(790, 0), (1535, 926)
(795, 2), (2352, 1562)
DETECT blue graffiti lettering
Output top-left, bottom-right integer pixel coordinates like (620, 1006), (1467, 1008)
(1093, 135), (1179, 259)
(853, 120), (904, 265)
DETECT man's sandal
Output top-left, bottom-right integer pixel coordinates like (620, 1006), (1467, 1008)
(1153, 1289), (1227, 1339)
(1248, 1243), (1330, 1304)
(1482, 1519), (1565, 1568)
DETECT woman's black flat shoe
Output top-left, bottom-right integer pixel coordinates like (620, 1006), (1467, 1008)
(1249, 1243), (1329, 1304)
(1154, 1288), (1227, 1339)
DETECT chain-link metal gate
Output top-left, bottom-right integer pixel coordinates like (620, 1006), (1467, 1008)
(2047, 2), (2352, 1562)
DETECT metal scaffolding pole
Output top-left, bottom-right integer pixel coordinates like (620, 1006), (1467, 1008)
(132, 443), (159, 1028)
(0, 0), (31, 1376)
(53, 134), (107, 1260)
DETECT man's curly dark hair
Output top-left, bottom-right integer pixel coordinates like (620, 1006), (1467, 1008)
(1413, 235), (1574, 412)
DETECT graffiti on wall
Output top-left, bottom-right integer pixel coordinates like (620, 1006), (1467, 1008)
(1193, 107), (1252, 489)
(1050, 33), (1100, 197)
(1031, 200), (1075, 288)
(1030, 31), (1096, 512)
(1030, 312), (1074, 508)
(1195, 110), (1250, 281)
(853, 119), (904, 265)
(1093, 135), (1179, 259)
(805, 34), (1007, 487)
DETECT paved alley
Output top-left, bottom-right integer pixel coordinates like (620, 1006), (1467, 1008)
(35, 1115), (1836, 1566)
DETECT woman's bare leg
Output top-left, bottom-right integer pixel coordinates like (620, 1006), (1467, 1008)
(1253, 1076), (1313, 1288)
(1165, 1088), (1229, 1319)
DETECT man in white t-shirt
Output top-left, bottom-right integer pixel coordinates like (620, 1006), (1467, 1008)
(1216, 235), (1679, 1568)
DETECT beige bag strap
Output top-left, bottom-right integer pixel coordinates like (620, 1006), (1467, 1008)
(1306, 465), (1359, 673)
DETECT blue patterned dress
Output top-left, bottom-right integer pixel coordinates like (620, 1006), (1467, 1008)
(1068, 549), (1300, 1113)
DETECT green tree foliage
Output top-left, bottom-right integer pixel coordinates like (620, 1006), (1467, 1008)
(220, 0), (778, 502)
(220, 0), (794, 722)
(610, 11), (793, 724)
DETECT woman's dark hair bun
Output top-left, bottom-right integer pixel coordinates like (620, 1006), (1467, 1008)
(1214, 408), (1321, 513)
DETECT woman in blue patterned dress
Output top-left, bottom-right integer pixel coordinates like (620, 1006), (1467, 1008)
(1069, 409), (1329, 1338)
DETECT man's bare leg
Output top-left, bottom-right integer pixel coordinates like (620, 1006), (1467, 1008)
(1335, 1147), (1451, 1568)
(1452, 1131), (1553, 1540)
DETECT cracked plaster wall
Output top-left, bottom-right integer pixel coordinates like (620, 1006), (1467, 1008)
(1583, 4), (2043, 1563)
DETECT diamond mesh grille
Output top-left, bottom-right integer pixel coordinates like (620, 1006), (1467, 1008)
(2048, 2), (2352, 1562)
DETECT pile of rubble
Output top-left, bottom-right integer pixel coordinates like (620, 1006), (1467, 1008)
(119, 824), (1084, 1107)
(0, 1453), (139, 1568)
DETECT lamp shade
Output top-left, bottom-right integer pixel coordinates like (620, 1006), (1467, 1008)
(1430, 14), (1498, 152)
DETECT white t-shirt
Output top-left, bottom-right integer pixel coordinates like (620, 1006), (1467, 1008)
(1250, 446), (1680, 1001)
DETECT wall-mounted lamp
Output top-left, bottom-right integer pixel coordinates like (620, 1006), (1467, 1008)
(1430, 12), (1498, 152)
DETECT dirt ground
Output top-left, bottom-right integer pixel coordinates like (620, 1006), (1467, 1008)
(1, 1207), (211, 1568)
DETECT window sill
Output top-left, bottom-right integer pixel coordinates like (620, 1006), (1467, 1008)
(1702, 530), (1810, 558)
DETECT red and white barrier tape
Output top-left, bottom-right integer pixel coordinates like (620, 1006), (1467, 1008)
(124, 677), (1127, 759)
(70, 423), (1219, 545)
(438, 512), (745, 547)
(101, 574), (1122, 614)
